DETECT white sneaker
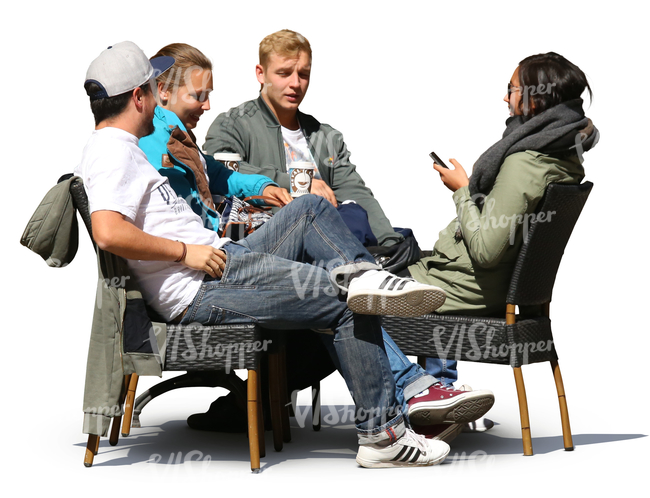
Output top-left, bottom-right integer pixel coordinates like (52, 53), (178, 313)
(356, 428), (450, 468)
(347, 271), (446, 317)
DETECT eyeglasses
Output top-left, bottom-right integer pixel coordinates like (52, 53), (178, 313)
(507, 82), (522, 96)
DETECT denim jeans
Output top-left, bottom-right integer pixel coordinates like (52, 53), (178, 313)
(319, 329), (438, 411)
(181, 195), (404, 443)
(425, 358), (458, 386)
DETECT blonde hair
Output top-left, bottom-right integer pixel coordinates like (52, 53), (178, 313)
(151, 43), (212, 93)
(259, 29), (312, 67)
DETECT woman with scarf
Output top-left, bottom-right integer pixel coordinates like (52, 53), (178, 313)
(409, 52), (598, 409)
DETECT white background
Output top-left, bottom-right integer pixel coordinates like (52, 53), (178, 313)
(3, 0), (647, 494)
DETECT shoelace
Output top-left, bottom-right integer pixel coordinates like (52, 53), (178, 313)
(401, 428), (429, 455)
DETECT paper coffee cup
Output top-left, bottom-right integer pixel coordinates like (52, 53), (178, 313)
(214, 152), (242, 172)
(289, 162), (315, 197)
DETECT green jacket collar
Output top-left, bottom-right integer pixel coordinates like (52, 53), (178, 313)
(255, 94), (317, 136)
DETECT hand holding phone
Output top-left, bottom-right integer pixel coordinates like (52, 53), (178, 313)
(429, 151), (449, 169)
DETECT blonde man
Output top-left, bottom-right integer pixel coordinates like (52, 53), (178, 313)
(203, 29), (403, 248)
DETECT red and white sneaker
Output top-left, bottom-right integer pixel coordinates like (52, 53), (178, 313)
(411, 423), (464, 444)
(459, 385), (495, 433)
(407, 383), (495, 426)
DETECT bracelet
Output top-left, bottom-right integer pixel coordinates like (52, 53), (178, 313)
(175, 241), (187, 263)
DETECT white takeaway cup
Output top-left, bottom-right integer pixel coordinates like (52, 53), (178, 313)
(214, 152), (242, 172)
(289, 162), (316, 197)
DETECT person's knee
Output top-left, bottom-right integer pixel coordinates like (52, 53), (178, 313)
(295, 193), (327, 212)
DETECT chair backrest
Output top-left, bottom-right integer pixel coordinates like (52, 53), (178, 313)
(507, 181), (593, 306)
(67, 176), (94, 243)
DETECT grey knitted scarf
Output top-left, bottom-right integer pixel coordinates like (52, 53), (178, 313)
(468, 98), (599, 209)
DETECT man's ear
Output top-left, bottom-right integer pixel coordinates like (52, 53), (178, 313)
(255, 64), (265, 86)
(132, 87), (146, 112)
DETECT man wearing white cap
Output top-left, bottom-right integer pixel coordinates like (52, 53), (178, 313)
(74, 41), (461, 468)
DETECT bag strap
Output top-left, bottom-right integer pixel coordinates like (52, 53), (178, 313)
(242, 196), (277, 209)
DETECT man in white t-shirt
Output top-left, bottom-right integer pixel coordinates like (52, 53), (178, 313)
(76, 41), (456, 468)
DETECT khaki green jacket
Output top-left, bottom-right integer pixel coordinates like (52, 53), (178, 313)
(23, 177), (166, 437)
(409, 151), (585, 315)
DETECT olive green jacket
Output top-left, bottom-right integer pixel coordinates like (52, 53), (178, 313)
(22, 177), (166, 437)
(409, 151), (585, 315)
(203, 96), (403, 247)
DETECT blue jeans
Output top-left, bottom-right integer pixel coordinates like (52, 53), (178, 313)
(425, 358), (458, 386)
(181, 195), (404, 443)
(319, 329), (438, 411)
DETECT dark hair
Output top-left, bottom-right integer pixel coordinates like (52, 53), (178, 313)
(517, 52), (592, 116)
(84, 81), (151, 126)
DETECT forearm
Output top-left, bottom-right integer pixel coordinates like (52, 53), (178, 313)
(91, 210), (183, 262)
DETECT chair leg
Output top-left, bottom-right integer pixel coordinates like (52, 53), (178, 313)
(268, 351), (284, 451)
(84, 434), (99, 467)
(109, 415), (122, 446)
(417, 356), (426, 369)
(312, 382), (321, 432)
(247, 368), (261, 473)
(109, 374), (130, 446)
(256, 368), (266, 459)
(122, 373), (139, 437)
(551, 360), (574, 451)
(278, 345), (291, 443)
(513, 367), (533, 456)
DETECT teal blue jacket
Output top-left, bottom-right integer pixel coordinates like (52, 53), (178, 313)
(139, 107), (275, 231)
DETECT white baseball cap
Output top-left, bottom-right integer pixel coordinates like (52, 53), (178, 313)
(85, 41), (174, 100)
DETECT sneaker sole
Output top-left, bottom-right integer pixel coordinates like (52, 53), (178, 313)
(408, 394), (495, 426)
(412, 423), (464, 444)
(347, 288), (446, 317)
(355, 445), (450, 468)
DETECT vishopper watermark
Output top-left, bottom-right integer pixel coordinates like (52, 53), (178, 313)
(289, 399), (400, 430)
(290, 259), (340, 300)
(426, 322), (553, 365)
(457, 194), (557, 247)
(147, 451), (213, 466)
(154, 65), (213, 106)
(94, 275), (131, 310)
(166, 324), (272, 373)
(446, 450), (496, 469)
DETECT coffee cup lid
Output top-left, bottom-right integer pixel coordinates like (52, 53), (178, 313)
(214, 152), (242, 161)
(290, 161), (315, 169)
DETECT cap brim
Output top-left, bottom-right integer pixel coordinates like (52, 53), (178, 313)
(150, 55), (175, 77)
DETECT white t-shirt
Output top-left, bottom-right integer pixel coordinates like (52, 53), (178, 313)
(74, 127), (228, 321)
(281, 126), (321, 179)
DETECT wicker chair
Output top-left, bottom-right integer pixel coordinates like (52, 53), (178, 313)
(69, 177), (272, 472)
(383, 182), (593, 456)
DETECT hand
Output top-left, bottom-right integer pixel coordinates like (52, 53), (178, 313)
(183, 245), (227, 278)
(262, 185), (292, 207)
(310, 178), (338, 207)
(434, 158), (470, 192)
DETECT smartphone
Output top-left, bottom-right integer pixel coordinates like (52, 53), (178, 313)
(429, 151), (449, 169)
